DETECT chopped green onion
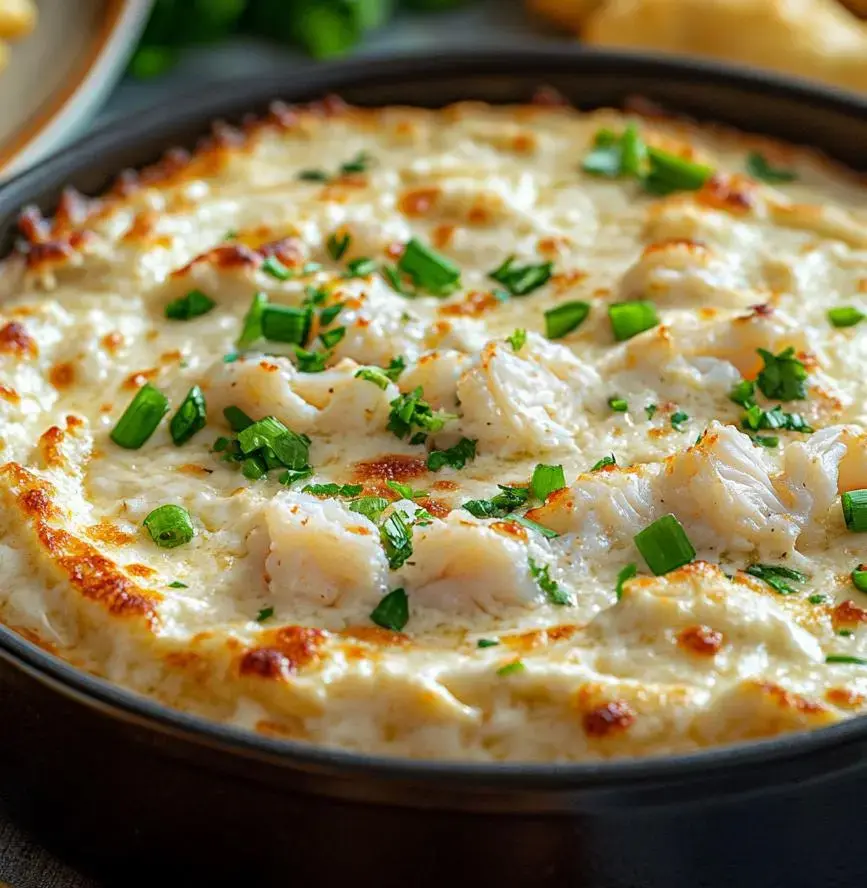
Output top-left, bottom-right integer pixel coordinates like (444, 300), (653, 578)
(223, 405), (253, 433)
(671, 411), (689, 431)
(298, 169), (329, 182)
(826, 655), (867, 665)
(319, 327), (345, 349)
(529, 557), (571, 606)
(327, 231), (351, 261)
(304, 285), (328, 306)
(590, 454), (616, 472)
(237, 292), (268, 349)
(278, 467), (314, 487)
(828, 306), (865, 328)
(489, 256), (553, 297)
(318, 302), (344, 326)
(223, 352), (239, 363)
(241, 456), (267, 480)
(645, 404), (657, 420)
(477, 638), (500, 648)
(509, 514), (559, 539)
(842, 490), (867, 532)
(165, 289), (215, 320)
(809, 593), (831, 605)
(261, 255), (292, 281)
(615, 563), (637, 601)
(385, 356), (406, 381)
(256, 606), (274, 622)
(545, 300), (590, 340)
(110, 383), (169, 449)
(507, 328), (527, 352)
(398, 238), (461, 296)
(643, 147), (713, 196)
(620, 123), (648, 176)
(167, 581), (188, 589)
(634, 514), (695, 575)
(427, 438), (477, 472)
(756, 347), (808, 402)
(345, 257), (378, 278)
(169, 385), (207, 446)
(293, 346), (329, 373)
(355, 367), (391, 390)
(261, 305), (313, 345)
(609, 300), (659, 341)
(745, 563), (807, 595)
(381, 264), (415, 297)
(745, 152), (797, 184)
(380, 512), (413, 570)
(753, 435), (779, 448)
(497, 660), (525, 677)
(370, 587), (409, 632)
(143, 504), (195, 549)
(237, 417), (310, 470)
(608, 397), (628, 413)
(852, 565), (867, 593)
(530, 463), (565, 501)
(349, 496), (389, 523)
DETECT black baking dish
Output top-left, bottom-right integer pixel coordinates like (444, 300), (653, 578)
(1, 49), (867, 888)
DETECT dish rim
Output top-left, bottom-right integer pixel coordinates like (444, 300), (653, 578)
(2, 46), (867, 788)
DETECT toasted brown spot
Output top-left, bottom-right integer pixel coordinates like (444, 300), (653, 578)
(753, 681), (826, 715)
(677, 625), (724, 656)
(432, 224), (455, 249)
(697, 174), (755, 214)
(511, 132), (536, 154)
(537, 236), (570, 257)
(490, 520), (528, 542)
(347, 525), (373, 536)
(239, 648), (294, 680)
(0, 384), (20, 404)
(86, 521), (137, 546)
(37, 426), (67, 469)
(126, 563), (156, 578)
(49, 362), (75, 390)
(551, 269), (588, 293)
(37, 524), (159, 621)
(833, 600), (867, 629)
(353, 454), (427, 483)
(826, 687), (866, 709)
(171, 243), (260, 277)
(417, 497), (451, 519)
(398, 187), (440, 217)
(122, 369), (158, 390)
(0, 464), (59, 519)
(503, 624), (579, 652)
(439, 290), (500, 318)
(341, 626), (408, 646)
(101, 332), (124, 353)
(583, 701), (636, 738)
(240, 625), (325, 681)
(431, 479), (459, 492)
(0, 322), (37, 358)
(122, 209), (158, 243)
(642, 237), (707, 257)
(177, 464), (213, 478)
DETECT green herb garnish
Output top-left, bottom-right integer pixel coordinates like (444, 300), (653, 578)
(489, 256), (553, 297)
(169, 385), (207, 446)
(370, 587), (409, 631)
(143, 504), (195, 549)
(110, 383), (169, 450)
(529, 557), (571, 606)
(634, 515), (695, 576)
(745, 151), (797, 184)
(165, 289), (215, 321)
(745, 563), (807, 595)
(545, 301), (590, 340)
(756, 347), (808, 402)
(398, 238), (461, 296)
(427, 438), (477, 472)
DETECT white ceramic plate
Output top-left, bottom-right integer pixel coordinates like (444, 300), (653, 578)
(0, 0), (152, 182)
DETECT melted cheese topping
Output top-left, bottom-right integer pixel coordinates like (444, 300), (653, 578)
(2, 99), (867, 762)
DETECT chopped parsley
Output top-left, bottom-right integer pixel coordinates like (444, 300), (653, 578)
(370, 587), (409, 632)
(167, 581), (188, 589)
(303, 483), (364, 498)
(327, 231), (351, 261)
(530, 463), (565, 501)
(380, 512), (414, 570)
(463, 485), (529, 519)
(590, 454), (616, 472)
(529, 558), (571, 606)
(645, 404), (657, 420)
(256, 606), (274, 622)
(387, 387), (456, 441)
(615, 563), (637, 601)
(742, 404), (812, 434)
(756, 347), (808, 401)
(507, 328), (527, 352)
(729, 379), (756, 407)
(809, 593), (831, 605)
(427, 437), (477, 472)
(297, 169), (329, 182)
(745, 151), (797, 184)
(477, 638), (500, 648)
(488, 256), (553, 297)
(298, 152), (374, 184)
(670, 411), (689, 431)
(496, 660), (525, 677)
(745, 563), (807, 595)
(386, 480), (425, 500)
(348, 496), (389, 523)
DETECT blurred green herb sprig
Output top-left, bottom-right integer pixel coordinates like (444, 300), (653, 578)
(129, 0), (473, 77)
